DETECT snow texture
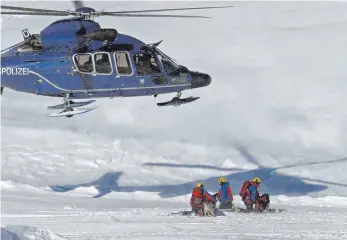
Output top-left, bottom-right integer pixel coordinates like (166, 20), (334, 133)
(1, 228), (21, 240)
(1, 1), (347, 239)
(1, 226), (66, 240)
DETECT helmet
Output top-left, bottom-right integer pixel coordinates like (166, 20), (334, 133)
(196, 183), (204, 188)
(218, 177), (226, 184)
(253, 177), (261, 184)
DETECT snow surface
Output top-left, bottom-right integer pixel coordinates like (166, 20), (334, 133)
(1, 226), (65, 240)
(1, 227), (21, 240)
(1, 1), (347, 239)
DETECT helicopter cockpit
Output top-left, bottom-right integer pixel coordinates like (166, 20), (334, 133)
(133, 51), (161, 75)
(154, 47), (180, 74)
(133, 46), (180, 75)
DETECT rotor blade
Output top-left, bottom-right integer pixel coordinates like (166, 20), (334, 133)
(0, 11), (70, 16)
(101, 13), (209, 18)
(102, 5), (233, 14)
(1, 5), (67, 13)
(73, 0), (85, 9)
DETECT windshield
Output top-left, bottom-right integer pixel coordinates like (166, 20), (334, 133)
(154, 48), (180, 73)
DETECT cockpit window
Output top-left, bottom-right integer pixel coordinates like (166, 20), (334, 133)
(94, 53), (112, 74)
(74, 53), (94, 73)
(156, 55), (177, 73)
(154, 48), (180, 73)
(133, 52), (161, 75)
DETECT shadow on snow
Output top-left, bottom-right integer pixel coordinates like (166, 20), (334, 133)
(50, 144), (346, 198)
(49, 167), (327, 199)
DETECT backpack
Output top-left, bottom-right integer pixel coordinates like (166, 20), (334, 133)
(239, 180), (250, 198)
(191, 187), (204, 206)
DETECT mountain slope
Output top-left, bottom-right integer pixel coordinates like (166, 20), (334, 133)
(2, 1), (347, 198)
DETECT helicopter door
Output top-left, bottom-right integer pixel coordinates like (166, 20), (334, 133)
(133, 52), (164, 95)
(73, 53), (95, 91)
(93, 52), (113, 91)
(113, 51), (135, 96)
(114, 51), (133, 76)
(73, 52), (113, 94)
(94, 52), (113, 75)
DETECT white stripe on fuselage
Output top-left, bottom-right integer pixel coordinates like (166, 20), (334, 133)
(29, 70), (190, 94)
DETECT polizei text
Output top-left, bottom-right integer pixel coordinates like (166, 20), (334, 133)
(1, 68), (30, 75)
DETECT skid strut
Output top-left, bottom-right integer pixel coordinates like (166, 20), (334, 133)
(46, 94), (97, 118)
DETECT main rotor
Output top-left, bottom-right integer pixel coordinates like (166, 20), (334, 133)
(1, 0), (233, 20)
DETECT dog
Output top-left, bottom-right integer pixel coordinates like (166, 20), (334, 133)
(258, 193), (270, 212)
(203, 200), (216, 217)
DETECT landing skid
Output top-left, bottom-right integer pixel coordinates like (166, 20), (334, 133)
(47, 95), (97, 118)
(157, 92), (200, 107)
(46, 107), (97, 117)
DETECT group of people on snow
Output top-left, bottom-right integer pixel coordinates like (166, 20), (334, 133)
(190, 177), (269, 216)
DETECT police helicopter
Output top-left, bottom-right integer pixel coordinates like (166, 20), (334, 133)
(0, 1), (232, 117)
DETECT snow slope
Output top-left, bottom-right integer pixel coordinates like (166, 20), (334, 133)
(1, 1), (347, 239)
(2, 185), (347, 240)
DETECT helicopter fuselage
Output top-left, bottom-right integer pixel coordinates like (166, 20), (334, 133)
(0, 18), (211, 99)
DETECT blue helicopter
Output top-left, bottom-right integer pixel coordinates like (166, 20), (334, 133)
(0, 1), (232, 117)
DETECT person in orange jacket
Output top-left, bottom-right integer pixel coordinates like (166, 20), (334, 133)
(190, 183), (216, 216)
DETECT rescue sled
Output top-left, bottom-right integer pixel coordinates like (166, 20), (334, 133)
(229, 207), (286, 213)
(168, 209), (226, 217)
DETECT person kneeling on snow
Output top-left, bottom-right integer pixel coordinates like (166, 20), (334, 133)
(257, 193), (270, 212)
(239, 177), (262, 211)
(216, 177), (234, 210)
(190, 183), (215, 216)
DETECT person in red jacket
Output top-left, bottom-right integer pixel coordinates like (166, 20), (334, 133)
(190, 183), (215, 216)
(239, 177), (261, 211)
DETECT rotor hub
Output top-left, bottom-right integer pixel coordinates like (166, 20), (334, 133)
(75, 7), (95, 13)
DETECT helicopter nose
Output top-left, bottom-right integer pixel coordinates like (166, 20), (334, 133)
(190, 72), (212, 89)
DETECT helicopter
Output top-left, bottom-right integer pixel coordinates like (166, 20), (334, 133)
(0, 1), (233, 117)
